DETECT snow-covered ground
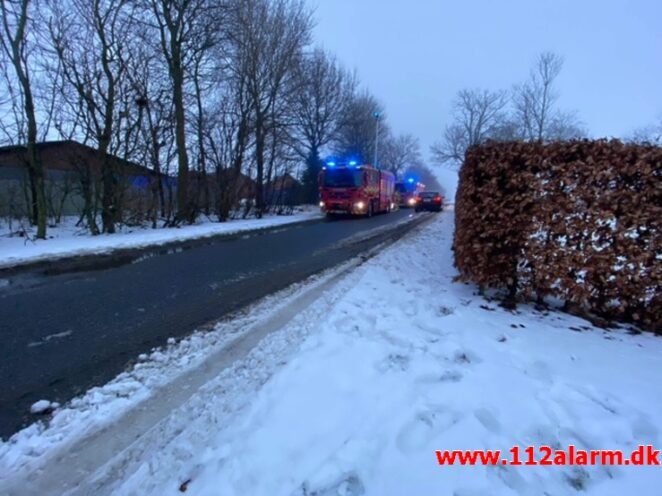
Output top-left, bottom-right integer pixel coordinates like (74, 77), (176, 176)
(2, 210), (661, 495)
(0, 207), (322, 269)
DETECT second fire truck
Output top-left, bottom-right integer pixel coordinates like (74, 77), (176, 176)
(395, 178), (425, 208)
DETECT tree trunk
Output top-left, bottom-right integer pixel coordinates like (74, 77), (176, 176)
(80, 163), (100, 235)
(303, 146), (320, 204)
(193, 72), (209, 216)
(172, 55), (190, 224)
(254, 123), (265, 219)
(26, 163), (38, 225)
(25, 100), (47, 239)
(6, 0), (47, 238)
(99, 145), (116, 233)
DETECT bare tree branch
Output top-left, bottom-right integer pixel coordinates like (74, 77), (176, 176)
(431, 88), (508, 168)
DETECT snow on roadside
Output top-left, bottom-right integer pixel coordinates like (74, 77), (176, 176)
(2, 210), (661, 495)
(0, 207), (322, 270)
(110, 210), (662, 496)
(29, 400), (59, 415)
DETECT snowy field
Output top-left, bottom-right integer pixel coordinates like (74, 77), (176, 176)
(1, 210), (661, 495)
(0, 207), (322, 269)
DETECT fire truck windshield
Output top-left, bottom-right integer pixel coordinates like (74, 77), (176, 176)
(323, 169), (363, 188)
(395, 182), (416, 193)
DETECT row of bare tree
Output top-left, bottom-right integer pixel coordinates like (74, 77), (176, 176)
(630, 115), (662, 145)
(431, 52), (588, 168)
(0, 0), (427, 239)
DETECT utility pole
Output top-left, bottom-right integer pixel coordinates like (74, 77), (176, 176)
(373, 111), (381, 168)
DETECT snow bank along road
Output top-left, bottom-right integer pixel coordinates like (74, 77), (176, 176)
(3, 209), (660, 495)
(0, 209), (428, 438)
(0, 209), (322, 272)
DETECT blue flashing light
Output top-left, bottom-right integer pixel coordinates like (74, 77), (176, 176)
(326, 161), (336, 167)
(348, 160), (358, 166)
(407, 178), (415, 183)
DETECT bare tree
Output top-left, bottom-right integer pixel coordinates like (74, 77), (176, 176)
(144, 0), (221, 224)
(235, 0), (312, 217)
(290, 48), (355, 202)
(0, 50), (27, 144)
(513, 52), (562, 141)
(126, 43), (176, 225)
(190, 50), (212, 217)
(334, 89), (386, 165)
(263, 118), (298, 211)
(0, 0), (47, 237)
(431, 88), (508, 167)
(546, 110), (586, 140)
(380, 133), (422, 178)
(210, 78), (255, 221)
(207, 96), (249, 220)
(205, 6), (265, 222)
(49, 0), (139, 233)
(629, 114), (662, 145)
(512, 51), (584, 141)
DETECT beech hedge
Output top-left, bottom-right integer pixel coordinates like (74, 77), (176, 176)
(454, 140), (662, 332)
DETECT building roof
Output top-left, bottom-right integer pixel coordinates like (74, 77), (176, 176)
(0, 140), (158, 178)
(268, 173), (301, 189)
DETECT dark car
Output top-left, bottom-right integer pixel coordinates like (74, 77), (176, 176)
(415, 192), (443, 212)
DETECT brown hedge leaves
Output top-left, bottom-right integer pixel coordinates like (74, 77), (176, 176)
(454, 140), (662, 332)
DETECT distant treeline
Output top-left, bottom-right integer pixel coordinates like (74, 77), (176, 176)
(0, 0), (433, 237)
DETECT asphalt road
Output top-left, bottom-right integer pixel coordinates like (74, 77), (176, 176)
(0, 210), (427, 438)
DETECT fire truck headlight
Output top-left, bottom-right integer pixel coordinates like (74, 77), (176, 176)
(319, 201), (325, 208)
(408, 198), (416, 206)
(355, 201), (365, 210)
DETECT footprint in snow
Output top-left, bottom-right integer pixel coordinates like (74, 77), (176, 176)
(566, 384), (659, 444)
(329, 315), (355, 332)
(415, 369), (463, 385)
(486, 463), (529, 494)
(452, 349), (482, 365)
(474, 408), (502, 434)
(554, 428), (619, 488)
(414, 320), (448, 338)
(437, 306), (454, 317)
(566, 383), (619, 415)
(564, 467), (591, 492)
(403, 300), (419, 318)
(523, 360), (554, 384)
(523, 424), (562, 451)
(298, 471), (365, 496)
(376, 353), (410, 373)
(396, 407), (461, 454)
(632, 414), (659, 443)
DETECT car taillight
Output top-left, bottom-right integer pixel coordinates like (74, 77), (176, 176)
(434, 196), (441, 202)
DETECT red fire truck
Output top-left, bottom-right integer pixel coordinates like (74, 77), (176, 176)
(319, 163), (395, 217)
(395, 178), (425, 208)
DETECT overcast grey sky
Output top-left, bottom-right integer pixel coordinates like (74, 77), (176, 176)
(308, 0), (662, 165)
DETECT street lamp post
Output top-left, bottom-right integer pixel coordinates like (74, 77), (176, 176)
(373, 111), (380, 168)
